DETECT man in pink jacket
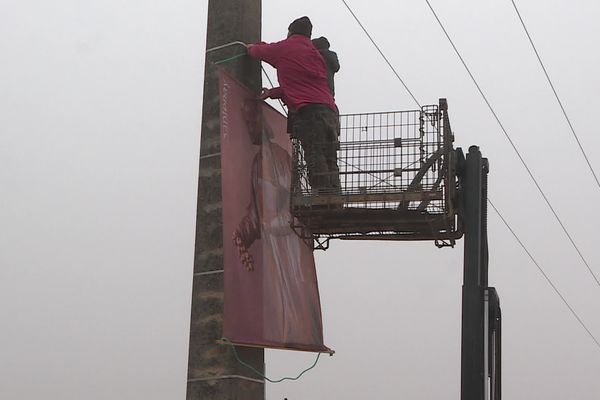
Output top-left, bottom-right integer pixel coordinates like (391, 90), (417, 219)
(247, 16), (341, 196)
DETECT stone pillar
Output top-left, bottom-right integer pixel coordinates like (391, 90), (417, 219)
(186, 1), (263, 399)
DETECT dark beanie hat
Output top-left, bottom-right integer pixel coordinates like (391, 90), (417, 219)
(312, 36), (330, 50)
(288, 16), (312, 38)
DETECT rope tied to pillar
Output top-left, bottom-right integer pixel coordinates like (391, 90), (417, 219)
(218, 337), (323, 383)
(206, 40), (288, 115)
(206, 41), (248, 65)
(206, 41), (248, 54)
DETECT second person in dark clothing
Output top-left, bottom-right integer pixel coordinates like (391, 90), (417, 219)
(247, 16), (341, 196)
(312, 36), (340, 98)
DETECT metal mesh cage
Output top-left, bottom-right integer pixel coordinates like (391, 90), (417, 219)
(291, 99), (460, 243)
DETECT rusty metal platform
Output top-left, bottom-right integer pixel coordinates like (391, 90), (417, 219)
(291, 99), (462, 247)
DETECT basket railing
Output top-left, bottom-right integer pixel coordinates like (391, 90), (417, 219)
(290, 99), (460, 243)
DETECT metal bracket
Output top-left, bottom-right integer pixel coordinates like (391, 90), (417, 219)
(435, 238), (456, 248)
(313, 237), (330, 251)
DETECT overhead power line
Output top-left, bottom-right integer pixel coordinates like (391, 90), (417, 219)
(339, 0), (600, 352)
(340, 0), (422, 108)
(489, 199), (600, 350)
(261, 66), (288, 116)
(509, 0), (600, 189)
(422, 0), (600, 289)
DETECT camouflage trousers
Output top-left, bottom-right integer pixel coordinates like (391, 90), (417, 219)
(292, 104), (341, 195)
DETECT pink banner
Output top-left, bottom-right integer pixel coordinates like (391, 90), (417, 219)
(220, 70), (330, 353)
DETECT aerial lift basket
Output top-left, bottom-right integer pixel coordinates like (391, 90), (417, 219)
(291, 99), (463, 247)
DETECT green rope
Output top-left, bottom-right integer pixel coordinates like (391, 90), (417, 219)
(214, 53), (247, 65)
(219, 338), (322, 383)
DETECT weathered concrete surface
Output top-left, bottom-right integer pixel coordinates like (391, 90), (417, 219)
(187, 379), (263, 400)
(187, 1), (263, 399)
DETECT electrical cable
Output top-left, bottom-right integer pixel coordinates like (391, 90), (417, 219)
(340, 0), (422, 108)
(423, 0), (600, 288)
(509, 0), (600, 189)
(261, 66), (288, 116)
(338, 0), (600, 351)
(219, 338), (322, 383)
(489, 199), (600, 350)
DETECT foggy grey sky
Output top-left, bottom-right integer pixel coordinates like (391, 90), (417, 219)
(2, 1), (600, 399)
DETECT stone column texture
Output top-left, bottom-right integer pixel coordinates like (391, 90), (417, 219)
(187, 1), (263, 399)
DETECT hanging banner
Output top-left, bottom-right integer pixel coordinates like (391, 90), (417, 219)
(219, 70), (331, 353)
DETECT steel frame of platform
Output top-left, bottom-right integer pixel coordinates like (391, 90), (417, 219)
(291, 98), (462, 246)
